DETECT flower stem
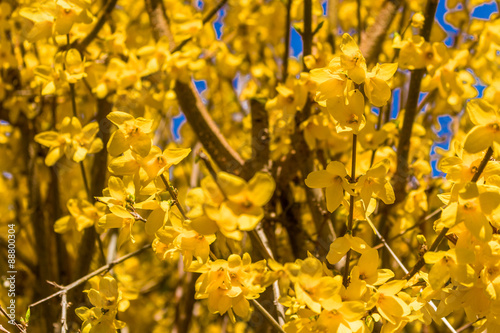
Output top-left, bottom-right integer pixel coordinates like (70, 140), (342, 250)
(343, 133), (357, 287)
(160, 174), (188, 220)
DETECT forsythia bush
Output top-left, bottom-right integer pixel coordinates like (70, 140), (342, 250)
(1, 0), (500, 332)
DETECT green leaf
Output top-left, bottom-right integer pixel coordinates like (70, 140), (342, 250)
(312, 21), (325, 36)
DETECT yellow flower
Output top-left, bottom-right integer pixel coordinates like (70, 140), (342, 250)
(325, 83), (366, 134)
(396, 36), (431, 70)
(19, 0), (92, 42)
(339, 33), (367, 85)
(438, 183), (500, 241)
(356, 159), (395, 208)
(76, 307), (121, 333)
(195, 253), (268, 322)
(97, 176), (138, 248)
(54, 199), (104, 233)
(300, 112), (332, 150)
(305, 161), (354, 212)
(353, 248), (394, 286)
(424, 248), (475, 291)
(86, 275), (125, 310)
(411, 12), (426, 29)
(364, 63), (398, 107)
(107, 111), (153, 157)
(134, 192), (170, 235)
(34, 116), (102, 166)
(375, 280), (411, 325)
(463, 99), (500, 154)
(326, 234), (370, 265)
(285, 256), (344, 314)
(438, 143), (499, 184)
(35, 49), (87, 95)
(152, 212), (216, 269)
(310, 59), (347, 107)
(76, 275), (127, 333)
(315, 302), (366, 332)
(204, 172), (275, 240)
(266, 75), (309, 118)
(137, 146), (191, 180)
(108, 146), (191, 184)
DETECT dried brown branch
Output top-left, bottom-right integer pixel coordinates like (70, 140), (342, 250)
(0, 306), (26, 333)
(29, 244), (152, 308)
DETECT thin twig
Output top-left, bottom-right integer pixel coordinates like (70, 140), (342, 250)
(343, 134), (357, 287)
(389, 206), (442, 241)
(160, 174), (188, 220)
(365, 217), (458, 332)
(0, 325), (11, 333)
(60, 292), (68, 333)
(29, 244), (151, 308)
(0, 306), (26, 333)
(171, 0), (229, 54)
(198, 152), (219, 186)
(456, 320), (475, 333)
(417, 90), (436, 112)
(366, 216), (408, 274)
(250, 299), (286, 333)
(253, 227), (286, 326)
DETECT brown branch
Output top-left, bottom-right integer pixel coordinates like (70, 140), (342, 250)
(282, 0), (293, 80)
(60, 292), (68, 333)
(360, 0), (401, 65)
(303, 0), (313, 64)
(250, 299), (286, 333)
(173, 270), (197, 333)
(76, 0), (119, 51)
(144, 0), (176, 49)
(0, 306), (26, 333)
(73, 87), (113, 304)
(252, 228), (286, 326)
(393, 0), (438, 204)
(144, 0), (245, 175)
(160, 174), (188, 220)
(174, 81), (245, 174)
(240, 99), (271, 178)
(280, 0), (337, 259)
